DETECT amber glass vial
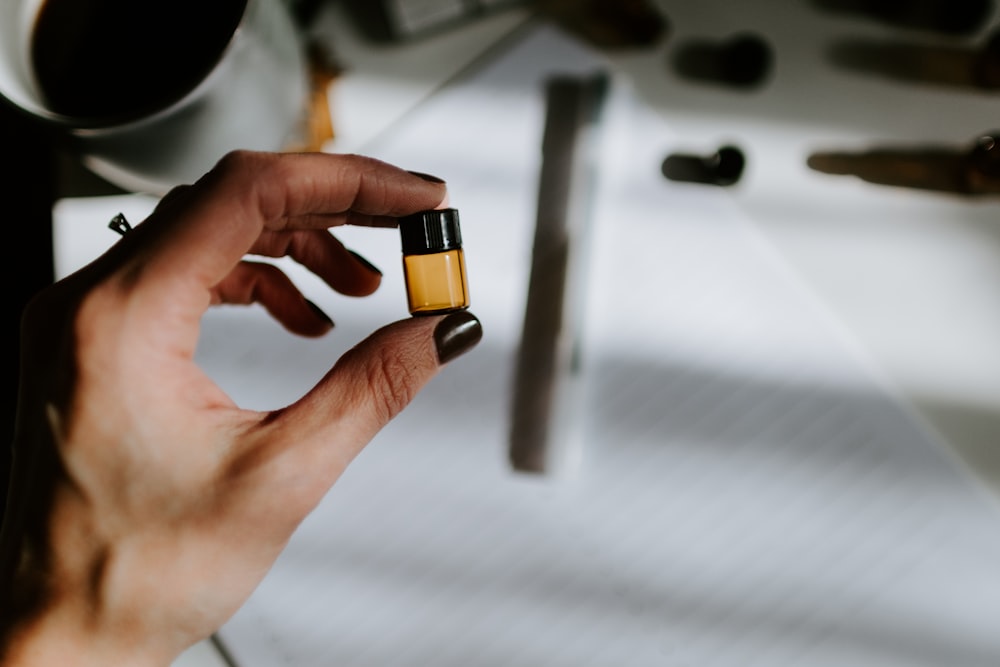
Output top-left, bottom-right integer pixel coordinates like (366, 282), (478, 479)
(399, 208), (470, 316)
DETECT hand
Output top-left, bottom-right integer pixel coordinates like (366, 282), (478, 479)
(0, 151), (482, 666)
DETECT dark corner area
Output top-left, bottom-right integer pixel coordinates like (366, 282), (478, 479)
(0, 102), (56, 524)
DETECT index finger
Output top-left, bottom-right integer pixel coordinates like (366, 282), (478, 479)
(137, 151), (448, 294)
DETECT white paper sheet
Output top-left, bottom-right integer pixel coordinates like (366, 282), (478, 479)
(53, 21), (1000, 667)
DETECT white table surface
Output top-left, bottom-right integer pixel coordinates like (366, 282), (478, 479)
(154, 2), (1000, 664)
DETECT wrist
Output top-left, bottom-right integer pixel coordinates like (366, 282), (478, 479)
(1, 536), (176, 667)
(2, 598), (170, 667)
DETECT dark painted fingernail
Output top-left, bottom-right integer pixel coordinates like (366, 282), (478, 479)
(408, 170), (446, 184)
(434, 311), (482, 364)
(305, 299), (334, 327)
(349, 249), (382, 276)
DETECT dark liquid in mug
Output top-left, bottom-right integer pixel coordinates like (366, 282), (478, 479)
(31, 0), (248, 122)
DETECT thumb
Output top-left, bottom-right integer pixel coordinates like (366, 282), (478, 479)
(274, 311), (482, 474)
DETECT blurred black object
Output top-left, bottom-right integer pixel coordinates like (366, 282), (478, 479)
(671, 32), (774, 90)
(662, 145), (746, 186)
(828, 26), (1000, 91)
(807, 130), (1000, 196)
(812, 0), (993, 35)
(0, 102), (57, 524)
(340, 0), (526, 42)
(969, 132), (1000, 181)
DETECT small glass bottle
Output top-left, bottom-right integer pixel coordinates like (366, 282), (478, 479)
(399, 208), (470, 316)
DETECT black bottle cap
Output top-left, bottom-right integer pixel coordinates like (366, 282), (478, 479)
(399, 208), (463, 255)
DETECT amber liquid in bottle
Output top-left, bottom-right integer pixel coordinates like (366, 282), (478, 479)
(403, 248), (470, 315)
(399, 208), (470, 316)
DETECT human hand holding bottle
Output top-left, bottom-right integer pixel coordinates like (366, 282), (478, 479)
(0, 151), (482, 666)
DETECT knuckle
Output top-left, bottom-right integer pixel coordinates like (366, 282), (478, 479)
(210, 150), (273, 189)
(213, 149), (259, 173)
(363, 345), (421, 424)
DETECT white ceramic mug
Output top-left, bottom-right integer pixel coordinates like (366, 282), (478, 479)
(0, 0), (309, 194)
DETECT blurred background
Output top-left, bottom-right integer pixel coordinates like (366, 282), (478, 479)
(3, 1), (1000, 664)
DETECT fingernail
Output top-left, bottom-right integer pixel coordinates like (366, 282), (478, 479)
(434, 311), (482, 364)
(306, 299), (334, 327)
(349, 249), (382, 276)
(408, 170), (446, 184)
